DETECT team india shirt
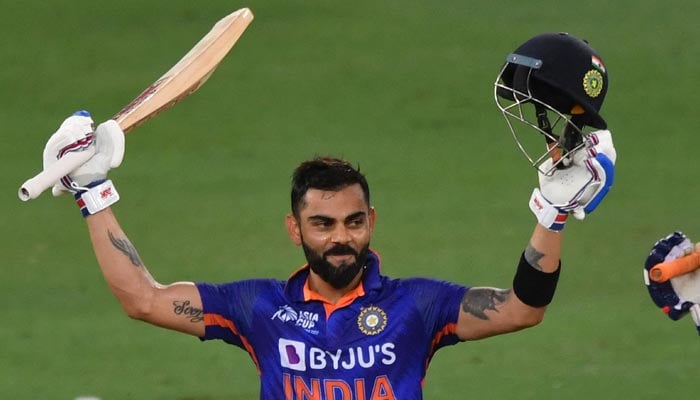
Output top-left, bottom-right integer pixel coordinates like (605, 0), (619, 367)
(196, 250), (468, 399)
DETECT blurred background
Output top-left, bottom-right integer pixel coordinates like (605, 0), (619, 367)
(2, 0), (700, 398)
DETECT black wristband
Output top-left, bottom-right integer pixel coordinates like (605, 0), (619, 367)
(512, 252), (560, 307)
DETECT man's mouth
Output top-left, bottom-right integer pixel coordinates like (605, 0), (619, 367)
(326, 254), (356, 265)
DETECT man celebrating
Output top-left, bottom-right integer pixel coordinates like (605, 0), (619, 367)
(34, 32), (615, 399)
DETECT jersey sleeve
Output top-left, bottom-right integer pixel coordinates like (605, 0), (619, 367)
(195, 279), (275, 348)
(402, 278), (469, 350)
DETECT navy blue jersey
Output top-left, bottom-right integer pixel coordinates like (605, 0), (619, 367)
(196, 251), (468, 399)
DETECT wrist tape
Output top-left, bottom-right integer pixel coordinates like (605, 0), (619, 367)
(512, 252), (560, 307)
(75, 179), (119, 217)
(529, 188), (568, 231)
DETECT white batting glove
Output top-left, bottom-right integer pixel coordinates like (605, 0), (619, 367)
(43, 111), (125, 216)
(529, 130), (616, 231)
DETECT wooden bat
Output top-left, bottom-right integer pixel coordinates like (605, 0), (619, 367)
(18, 7), (254, 201)
(649, 251), (700, 283)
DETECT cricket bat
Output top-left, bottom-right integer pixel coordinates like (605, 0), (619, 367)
(18, 7), (254, 201)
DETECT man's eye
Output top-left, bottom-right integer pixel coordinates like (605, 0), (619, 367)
(348, 218), (365, 227)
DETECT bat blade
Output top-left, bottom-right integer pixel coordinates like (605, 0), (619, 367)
(114, 7), (254, 133)
(18, 8), (253, 201)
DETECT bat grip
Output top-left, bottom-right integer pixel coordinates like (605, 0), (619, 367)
(649, 252), (700, 283)
(18, 150), (93, 201)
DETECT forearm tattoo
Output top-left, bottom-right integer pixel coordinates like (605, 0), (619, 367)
(173, 300), (204, 323)
(524, 243), (545, 271)
(108, 230), (143, 267)
(461, 288), (510, 320)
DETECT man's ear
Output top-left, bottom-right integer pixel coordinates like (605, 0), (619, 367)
(285, 214), (302, 246)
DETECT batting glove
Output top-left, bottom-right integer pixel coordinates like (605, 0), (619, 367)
(43, 111), (125, 216)
(644, 232), (700, 335)
(529, 130), (616, 231)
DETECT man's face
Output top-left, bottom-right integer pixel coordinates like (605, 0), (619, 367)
(287, 184), (375, 289)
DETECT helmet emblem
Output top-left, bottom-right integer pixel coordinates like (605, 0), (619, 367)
(583, 69), (603, 98)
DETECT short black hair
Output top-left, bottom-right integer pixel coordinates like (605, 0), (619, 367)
(291, 156), (370, 217)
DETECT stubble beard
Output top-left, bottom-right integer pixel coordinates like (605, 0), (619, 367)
(302, 241), (369, 289)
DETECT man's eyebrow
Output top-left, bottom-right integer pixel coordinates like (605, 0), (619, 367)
(306, 211), (366, 224)
(307, 215), (335, 223)
(344, 211), (367, 222)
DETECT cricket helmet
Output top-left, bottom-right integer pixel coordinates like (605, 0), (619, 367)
(494, 32), (609, 173)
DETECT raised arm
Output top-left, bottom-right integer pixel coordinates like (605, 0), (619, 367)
(456, 224), (561, 340)
(41, 111), (204, 337)
(86, 209), (205, 337)
(456, 130), (616, 340)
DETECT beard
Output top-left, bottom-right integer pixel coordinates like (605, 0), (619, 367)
(302, 241), (370, 289)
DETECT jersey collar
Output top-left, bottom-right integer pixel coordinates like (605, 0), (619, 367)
(284, 249), (383, 304)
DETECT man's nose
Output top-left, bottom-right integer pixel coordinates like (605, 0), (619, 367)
(331, 225), (351, 244)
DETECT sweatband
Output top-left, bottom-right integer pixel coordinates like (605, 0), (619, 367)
(512, 252), (560, 307)
(75, 179), (120, 217)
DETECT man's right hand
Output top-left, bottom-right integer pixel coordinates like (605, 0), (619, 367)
(43, 111), (125, 216)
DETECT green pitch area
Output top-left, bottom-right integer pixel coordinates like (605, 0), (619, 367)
(3, 0), (700, 398)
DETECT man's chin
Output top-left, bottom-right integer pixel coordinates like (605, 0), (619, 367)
(309, 261), (363, 289)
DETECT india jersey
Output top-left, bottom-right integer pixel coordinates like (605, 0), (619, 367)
(196, 250), (468, 399)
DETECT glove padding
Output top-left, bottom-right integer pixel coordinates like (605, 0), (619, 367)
(43, 111), (125, 196)
(644, 231), (700, 335)
(529, 130), (616, 230)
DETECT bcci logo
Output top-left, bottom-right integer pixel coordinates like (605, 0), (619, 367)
(357, 306), (387, 336)
(582, 69), (603, 98)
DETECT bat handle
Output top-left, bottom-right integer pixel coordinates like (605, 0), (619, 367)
(649, 252), (700, 283)
(18, 150), (93, 201)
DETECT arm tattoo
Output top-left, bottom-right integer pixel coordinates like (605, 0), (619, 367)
(461, 287), (510, 320)
(173, 300), (204, 323)
(524, 243), (545, 271)
(108, 230), (143, 267)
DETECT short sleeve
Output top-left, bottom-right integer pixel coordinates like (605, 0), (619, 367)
(401, 278), (469, 350)
(195, 279), (279, 347)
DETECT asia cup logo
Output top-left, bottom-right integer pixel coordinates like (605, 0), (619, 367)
(272, 305), (298, 322)
(272, 305), (320, 334)
(357, 306), (387, 336)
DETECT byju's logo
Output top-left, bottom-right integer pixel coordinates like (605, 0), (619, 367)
(278, 338), (396, 372)
(279, 338), (306, 371)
